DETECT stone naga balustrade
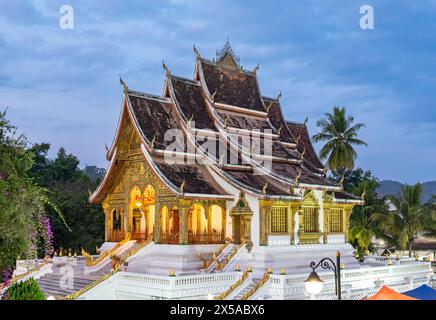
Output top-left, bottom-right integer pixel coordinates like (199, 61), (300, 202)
(84, 240), (136, 274)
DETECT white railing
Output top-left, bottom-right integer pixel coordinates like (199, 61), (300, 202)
(81, 271), (242, 300)
(268, 261), (432, 300)
(364, 255), (417, 265)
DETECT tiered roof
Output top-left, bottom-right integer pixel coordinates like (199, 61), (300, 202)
(91, 42), (362, 204)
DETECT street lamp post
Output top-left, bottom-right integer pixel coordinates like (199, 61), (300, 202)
(304, 251), (342, 300)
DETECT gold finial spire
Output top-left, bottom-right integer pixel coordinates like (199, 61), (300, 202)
(277, 91), (282, 101)
(339, 175), (345, 187)
(294, 169), (302, 184)
(151, 134), (156, 149)
(252, 63), (259, 75)
(295, 134), (301, 145)
(219, 152), (225, 166)
(193, 44), (200, 60)
(262, 182), (268, 194)
(88, 188), (92, 197)
(211, 89), (217, 102)
(162, 60), (170, 76)
(361, 189), (366, 200)
(300, 148), (306, 160)
(119, 75), (128, 93)
(179, 179), (186, 193)
(224, 115), (229, 128)
(266, 101), (274, 113)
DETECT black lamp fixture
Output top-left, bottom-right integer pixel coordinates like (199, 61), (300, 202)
(304, 251), (342, 300)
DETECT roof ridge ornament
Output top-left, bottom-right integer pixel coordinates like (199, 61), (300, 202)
(211, 89), (217, 102)
(193, 44), (201, 60)
(266, 101), (274, 113)
(216, 38), (241, 68)
(277, 125), (283, 136)
(295, 134), (301, 145)
(339, 175), (345, 188)
(300, 148), (306, 160)
(150, 134), (156, 149)
(252, 64), (259, 75)
(119, 75), (128, 93)
(180, 179), (186, 194)
(295, 168), (302, 184)
(276, 91), (282, 102)
(304, 116), (308, 126)
(162, 60), (170, 76)
(262, 182), (268, 194)
(361, 189), (366, 200)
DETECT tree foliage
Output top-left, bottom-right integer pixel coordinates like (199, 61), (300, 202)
(312, 106), (367, 174)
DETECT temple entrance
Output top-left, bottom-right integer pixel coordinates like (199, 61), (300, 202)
(129, 186), (154, 242)
(188, 204), (224, 244)
(109, 209), (124, 242)
(161, 206), (180, 244)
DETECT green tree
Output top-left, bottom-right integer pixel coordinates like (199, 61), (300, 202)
(348, 179), (388, 259)
(385, 184), (435, 256)
(0, 111), (51, 270)
(312, 107), (367, 175)
(29, 146), (104, 254)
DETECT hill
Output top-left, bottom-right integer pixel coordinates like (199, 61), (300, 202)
(377, 180), (436, 203)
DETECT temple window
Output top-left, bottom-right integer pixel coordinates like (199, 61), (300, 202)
(303, 206), (319, 233)
(270, 206), (288, 233)
(329, 208), (343, 233)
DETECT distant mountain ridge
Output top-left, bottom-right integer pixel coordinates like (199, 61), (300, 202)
(377, 180), (436, 203)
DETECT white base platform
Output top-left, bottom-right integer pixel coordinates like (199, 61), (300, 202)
(126, 244), (221, 275)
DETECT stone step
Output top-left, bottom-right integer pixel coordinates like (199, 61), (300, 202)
(38, 277), (94, 287)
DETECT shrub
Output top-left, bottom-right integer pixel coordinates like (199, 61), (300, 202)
(3, 278), (45, 300)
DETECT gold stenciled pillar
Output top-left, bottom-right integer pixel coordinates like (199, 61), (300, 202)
(343, 205), (353, 242)
(178, 199), (191, 245)
(259, 199), (273, 246)
(154, 203), (163, 244)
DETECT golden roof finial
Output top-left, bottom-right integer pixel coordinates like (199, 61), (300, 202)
(262, 182), (268, 194)
(339, 175), (345, 187)
(294, 168), (302, 184)
(105, 143), (109, 152)
(88, 188), (92, 197)
(304, 116), (308, 126)
(193, 44), (200, 60)
(150, 134), (156, 149)
(277, 91), (282, 101)
(300, 148), (306, 160)
(266, 101), (274, 113)
(219, 152), (225, 166)
(277, 125), (283, 136)
(179, 179), (186, 193)
(162, 60), (170, 76)
(361, 189), (366, 200)
(211, 89), (217, 102)
(224, 115), (229, 128)
(119, 75), (128, 93)
(252, 63), (259, 75)
(295, 134), (301, 145)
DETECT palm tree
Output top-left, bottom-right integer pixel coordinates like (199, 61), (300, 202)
(312, 107), (367, 174)
(348, 180), (388, 259)
(385, 184), (433, 257)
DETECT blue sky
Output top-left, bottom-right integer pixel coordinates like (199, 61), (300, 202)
(0, 0), (435, 183)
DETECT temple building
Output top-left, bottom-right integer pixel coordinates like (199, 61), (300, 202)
(90, 41), (363, 251)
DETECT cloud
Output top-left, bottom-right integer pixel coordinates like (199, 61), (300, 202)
(0, 1), (435, 183)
